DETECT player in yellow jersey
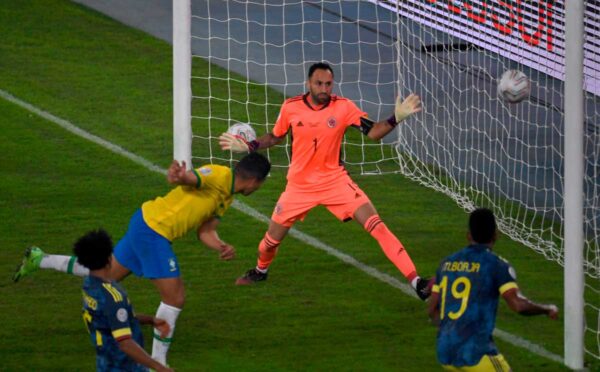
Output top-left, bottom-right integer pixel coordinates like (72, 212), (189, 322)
(13, 152), (271, 366)
(219, 62), (432, 300)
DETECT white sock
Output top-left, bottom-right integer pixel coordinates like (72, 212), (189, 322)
(410, 276), (421, 290)
(152, 302), (182, 365)
(40, 255), (89, 276)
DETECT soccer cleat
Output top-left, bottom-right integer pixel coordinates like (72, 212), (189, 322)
(415, 277), (433, 301)
(235, 268), (268, 285)
(13, 246), (44, 282)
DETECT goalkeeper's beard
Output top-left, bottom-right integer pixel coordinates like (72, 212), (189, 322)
(311, 92), (330, 105)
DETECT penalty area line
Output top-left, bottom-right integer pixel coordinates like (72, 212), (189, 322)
(0, 88), (563, 365)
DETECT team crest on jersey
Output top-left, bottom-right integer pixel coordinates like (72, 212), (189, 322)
(169, 258), (177, 272)
(327, 116), (337, 128)
(116, 308), (128, 322)
(508, 266), (517, 280)
(199, 167), (212, 175)
(274, 203), (283, 215)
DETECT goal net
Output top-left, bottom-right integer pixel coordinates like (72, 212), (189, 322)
(184, 0), (599, 363)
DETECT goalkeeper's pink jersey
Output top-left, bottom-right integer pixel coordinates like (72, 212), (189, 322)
(272, 93), (366, 190)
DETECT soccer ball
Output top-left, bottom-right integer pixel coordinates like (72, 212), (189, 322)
(226, 123), (256, 142)
(497, 70), (531, 104)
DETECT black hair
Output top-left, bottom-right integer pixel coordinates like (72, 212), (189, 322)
(73, 229), (113, 270)
(469, 208), (497, 244)
(235, 152), (271, 181)
(308, 62), (334, 79)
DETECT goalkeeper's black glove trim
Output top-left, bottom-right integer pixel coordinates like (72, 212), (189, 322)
(386, 114), (398, 128)
(248, 140), (259, 152)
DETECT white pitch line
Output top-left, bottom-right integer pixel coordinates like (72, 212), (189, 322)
(1, 88), (564, 365)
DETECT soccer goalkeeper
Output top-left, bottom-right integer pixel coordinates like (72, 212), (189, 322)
(219, 62), (431, 300)
(14, 152), (271, 366)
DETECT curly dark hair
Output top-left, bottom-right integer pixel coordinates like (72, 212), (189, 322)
(73, 229), (113, 270)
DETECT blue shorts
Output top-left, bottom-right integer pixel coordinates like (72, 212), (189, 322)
(114, 209), (180, 279)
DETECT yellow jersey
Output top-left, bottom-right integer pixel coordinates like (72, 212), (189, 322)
(141, 164), (234, 241)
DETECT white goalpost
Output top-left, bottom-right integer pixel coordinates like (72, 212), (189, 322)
(173, 0), (192, 168)
(173, 0), (600, 368)
(564, 1), (585, 368)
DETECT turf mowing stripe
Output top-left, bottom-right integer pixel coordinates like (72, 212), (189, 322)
(0, 88), (564, 365)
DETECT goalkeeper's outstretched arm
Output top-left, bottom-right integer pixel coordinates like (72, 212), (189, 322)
(362, 93), (422, 141)
(252, 132), (285, 150)
(219, 132), (285, 153)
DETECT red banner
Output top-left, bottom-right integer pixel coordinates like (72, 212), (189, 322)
(372, 0), (600, 96)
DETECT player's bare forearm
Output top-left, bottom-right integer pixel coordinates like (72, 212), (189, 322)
(200, 232), (235, 260)
(518, 303), (559, 318)
(427, 292), (441, 326)
(367, 120), (397, 141)
(198, 218), (236, 260)
(198, 229), (225, 250)
(167, 160), (198, 186)
(513, 299), (559, 318)
(135, 314), (170, 334)
(255, 133), (285, 150)
(135, 314), (155, 325)
(502, 289), (559, 319)
(118, 338), (173, 372)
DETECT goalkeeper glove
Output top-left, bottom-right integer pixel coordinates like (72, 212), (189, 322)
(219, 133), (259, 153)
(219, 132), (250, 153)
(388, 93), (422, 126)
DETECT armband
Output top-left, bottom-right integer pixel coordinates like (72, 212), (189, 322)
(359, 117), (375, 135)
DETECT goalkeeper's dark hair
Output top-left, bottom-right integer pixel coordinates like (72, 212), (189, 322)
(73, 229), (114, 270)
(469, 208), (497, 244)
(235, 152), (271, 181)
(308, 62), (334, 79)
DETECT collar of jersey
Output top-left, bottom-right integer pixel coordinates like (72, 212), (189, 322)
(88, 274), (111, 284)
(468, 243), (491, 251)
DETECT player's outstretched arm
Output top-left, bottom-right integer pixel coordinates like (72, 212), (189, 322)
(364, 93), (422, 141)
(502, 288), (559, 319)
(167, 160), (198, 187)
(197, 217), (235, 260)
(118, 338), (174, 372)
(219, 132), (285, 153)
